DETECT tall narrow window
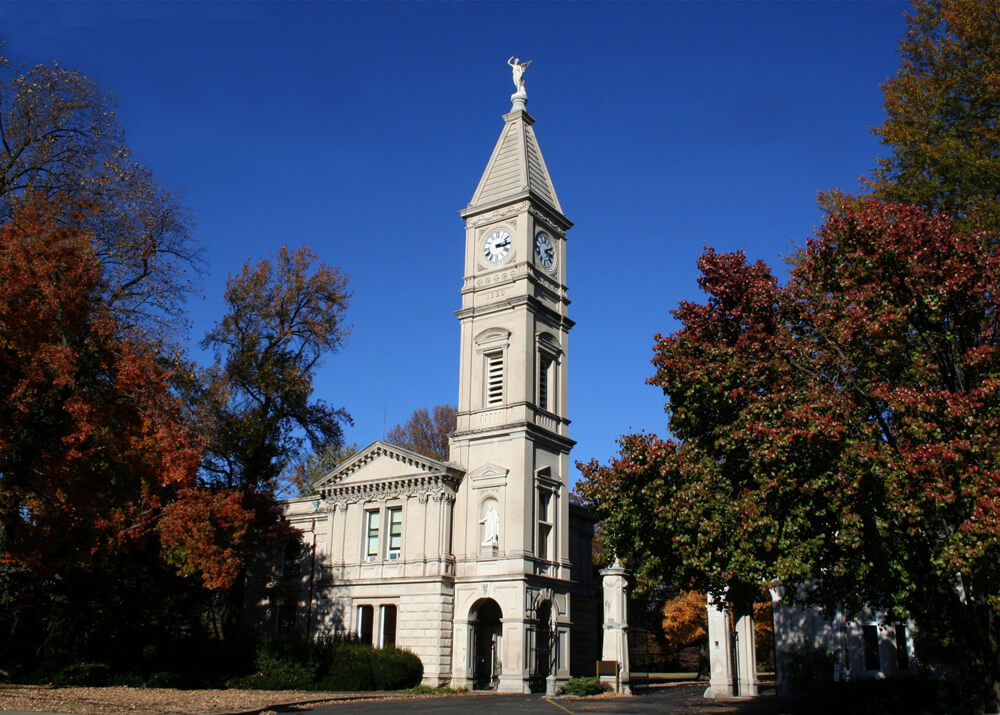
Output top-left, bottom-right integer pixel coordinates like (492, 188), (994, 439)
(381, 605), (397, 647)
(486, 351), (504, 405)
(358, 605), (374, 645)
(537, 491), (552, 561)
(863, 624), (880, 671)
(387, 507), (403, 558)
(365, 510), (380, 559)
(538, 355), (552, 411)
(895, 624), (909, 671)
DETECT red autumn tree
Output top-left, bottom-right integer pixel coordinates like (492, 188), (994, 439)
(0, 194), (201, 574)
(386, 404), (457, 461)
(579, 201), (1000, 710)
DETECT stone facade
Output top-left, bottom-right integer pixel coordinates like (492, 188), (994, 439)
(282, 83), (599, 693)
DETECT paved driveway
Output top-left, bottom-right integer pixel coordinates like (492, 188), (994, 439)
(290, 684), (782, 714)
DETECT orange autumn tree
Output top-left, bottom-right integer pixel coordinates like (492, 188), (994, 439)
(0, 194), (201, 573)
(661, 591), (772, 676)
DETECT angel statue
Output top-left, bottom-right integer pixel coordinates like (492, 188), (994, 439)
(508, 57), (532, 93)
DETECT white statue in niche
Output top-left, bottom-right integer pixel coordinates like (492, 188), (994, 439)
(480, 504), (500, 546)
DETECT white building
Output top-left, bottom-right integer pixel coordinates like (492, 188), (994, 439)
(704, 589), (919, 699)
(281, 76), (600, 693)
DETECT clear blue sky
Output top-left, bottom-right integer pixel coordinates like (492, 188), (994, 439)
(2, 1), (909, 487)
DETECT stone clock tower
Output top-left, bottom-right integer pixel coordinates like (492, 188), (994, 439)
(283, 65), (596, 694)
(448, 73), (578, 693)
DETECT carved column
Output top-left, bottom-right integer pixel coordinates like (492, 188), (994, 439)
(600, 559), (631, 694)
(332, 502), (348, 568)
(325, 506), (335, 564)
(705, 595), (734, 698)
(735, 609), (758, 696)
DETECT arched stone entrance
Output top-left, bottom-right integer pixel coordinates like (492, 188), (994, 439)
(469, 598), (502, 690)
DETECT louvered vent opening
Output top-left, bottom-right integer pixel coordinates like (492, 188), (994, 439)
(486, 352), (504, 405)
(538, 355), (552, 411)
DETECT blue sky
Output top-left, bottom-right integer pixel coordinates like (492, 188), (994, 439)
(2, 1), (909, 487)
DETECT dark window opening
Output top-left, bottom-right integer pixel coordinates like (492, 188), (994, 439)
(895, 624), (909, 671)
(863, 624), (880, 671)
(359, 604), (374, 645)
(382, 605), (397, 647)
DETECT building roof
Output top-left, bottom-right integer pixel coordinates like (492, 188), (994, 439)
(466, 103), (563, 215)
(311, 440), (463, 494)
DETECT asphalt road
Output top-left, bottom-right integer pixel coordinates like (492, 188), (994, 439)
(288, 683), (782, 715)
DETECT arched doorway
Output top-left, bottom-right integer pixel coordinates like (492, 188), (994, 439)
(470, 598), (502, 690)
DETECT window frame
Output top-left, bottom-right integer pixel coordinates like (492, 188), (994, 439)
(485, 350), (504, 406)
(357, 604), (375, 645)
(536, 486), (555, 561)
(862, 623), (881, 671)
(365, 509), (381, 559)
(380, 604), (398, 648)
(386, 506), (403, 558)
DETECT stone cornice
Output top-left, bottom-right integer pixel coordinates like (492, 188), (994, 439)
(460, 190), (572, 231)
(314, 440), (463, 491)
(454, 295), (574, 331)
(320, 473), (461, 505)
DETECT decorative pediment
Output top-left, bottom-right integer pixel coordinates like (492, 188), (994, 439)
(536, 331), (562, 357)
(469, 463), (508, 489)
(534, 465), (561, 489)
(313, 441), (461, 492)
(474, 327), (510, 350)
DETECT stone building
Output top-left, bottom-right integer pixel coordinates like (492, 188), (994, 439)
(281, 74), (600, 693)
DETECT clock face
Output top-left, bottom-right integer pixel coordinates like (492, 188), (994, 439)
(483, 228), (512, 263)
(534, 231), (555, 269)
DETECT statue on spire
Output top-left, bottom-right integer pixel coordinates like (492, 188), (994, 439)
(508, 57), (532, 96)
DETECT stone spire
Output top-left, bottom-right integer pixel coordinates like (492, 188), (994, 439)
(464, 63), (563, 217)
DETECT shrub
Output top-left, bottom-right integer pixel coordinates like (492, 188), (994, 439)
(317, 643), (374, 691)
(52, 662), (112, 687)
(781, 647), (837, 701)
(371, 647), (423, 690)
(227, 651), (314, 690)
(560, 676), (608, 696)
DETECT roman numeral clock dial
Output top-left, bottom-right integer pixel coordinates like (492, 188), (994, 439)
(483, 228), (511, 263)
(534, 231), (555, 270)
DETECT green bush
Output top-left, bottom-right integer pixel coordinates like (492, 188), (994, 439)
(559, 676), (608, 696)
(52, 662), (112, 687)
(371, 647), (423, 690)
(227, 651), (315, 690)
(317, 642), (375, 691)
(224, 634), (425, 692)
(788, 677), (961, 715)
(781, 647), (838, 701)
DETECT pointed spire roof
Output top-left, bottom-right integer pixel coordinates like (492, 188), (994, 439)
(465, 97), (563, 217)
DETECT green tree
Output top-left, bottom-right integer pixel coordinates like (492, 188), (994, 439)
(385, 405), (456, 461)
(579, 202), (1000, 711)
(868, 0), (1000, 233)
(196, 245), (351, 635)
(290, 441), (361, 496)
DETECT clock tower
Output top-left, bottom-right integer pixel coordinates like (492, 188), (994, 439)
(448, 74), (577, 693)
